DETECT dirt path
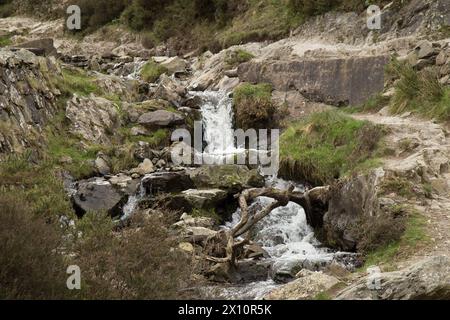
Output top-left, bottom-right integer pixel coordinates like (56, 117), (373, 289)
(353, 112), (450, 267)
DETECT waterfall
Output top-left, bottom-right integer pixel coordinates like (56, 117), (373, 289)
(121, 181), (146, 222)
(194, 91), (345, 299)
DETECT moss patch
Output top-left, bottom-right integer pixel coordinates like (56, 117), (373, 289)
(140, 60), (168, 83)
(225, 49), (254, 68)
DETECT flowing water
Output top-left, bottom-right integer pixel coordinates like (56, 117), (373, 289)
(120, 90), (351, 299)
(193, 91), (342, 299)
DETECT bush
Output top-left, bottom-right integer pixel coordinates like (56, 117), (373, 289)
(140, 60), (168, 83)
(72, 0), (126, 32)
(0, 192), (70, 299)
(0, 0), (14, 18)
(279, 110), (384, 185)
(233, 83), (276, 130)
(72, 212), (194, 299)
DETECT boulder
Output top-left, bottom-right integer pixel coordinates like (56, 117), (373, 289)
(130, 158), (155, 176)
(322, 169), (384, 251)
(178, 242), (195, 253)
(151, 74), (187, 107)
(188, 165), (265, 193)
(181, 188), (228, 210)
(141, 171), (194, 194)
(94, 154), (111, 176)
(160, 56), (188, 74)
(138, 110), (184, 128)
(265, 270), (341, 300)
(65, 95), (120, 145)
(336, 256), (450, 300)
(72, 178), (128, 217)
(414, 40), (437, 59)
(215, 76), (240, 92)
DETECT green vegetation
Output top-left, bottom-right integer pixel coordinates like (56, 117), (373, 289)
(280, 110), (384, 185)
(140, 59), (168, 83)
(225, 49), (254, 68)
(379, 176), (415, 198)
(0, 170), (194, 299)
(0, 153), (75, 222)
(0, 34), (12, 47)
(73, 0), (126, 32)
(344, 93), (391, 114)
(233, 83), (276, 130)
(314, 292), (332, 300)
(0, 0), (15, 18)
(362, 208), (428, 269)
(386, 59), (450, 121)
(56, 68), (103, 97)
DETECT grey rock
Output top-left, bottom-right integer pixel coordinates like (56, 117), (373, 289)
(72, 178), (128, 217)
(336, 256), (450, 300)
(138, 110), (184, 128)
(141, 171), (194, 194)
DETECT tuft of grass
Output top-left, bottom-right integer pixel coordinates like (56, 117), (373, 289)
(225, 49), (254, 68)
(233, 82), (275, 130)
(344, 93), (390, 114)
(386, 59), (450, 121)
(279, 110), (384, 185)
(56, 68), (103, 97)
(140, 59), (168, 83)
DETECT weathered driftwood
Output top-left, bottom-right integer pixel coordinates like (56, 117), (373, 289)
(204, 185), (330, 274)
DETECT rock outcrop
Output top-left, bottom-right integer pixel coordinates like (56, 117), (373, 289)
(265, 270), (341, 300)
(336, 256), (450, 300)
(65, 95), (121, 145)
(0, 49), (61, 156)
(238, 55), (389, 106)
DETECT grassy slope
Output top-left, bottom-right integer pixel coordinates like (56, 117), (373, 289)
(279, 110), (384, 185)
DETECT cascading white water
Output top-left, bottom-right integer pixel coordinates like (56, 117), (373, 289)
(194, 91), (338, 299)
(192, 91), (237, 154)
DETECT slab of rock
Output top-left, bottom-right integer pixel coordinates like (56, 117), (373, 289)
(181, 188), (228, 210)
(336, 256), (450, 300)
(238, 55), (389, 106)
(265, 270), (341, 300)
(14, 38), (57, 56)
(138, 110), (184, 128)
(141, 171), (194, 194)
(151, 74), (186, 107)
(188, 165), (265, 193)
(160, 56), (188, 74)
(72, 178), (128, 217)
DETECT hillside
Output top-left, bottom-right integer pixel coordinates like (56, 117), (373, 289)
(0, 0), (449, 301)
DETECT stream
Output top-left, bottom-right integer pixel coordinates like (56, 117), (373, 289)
(120, 89), (354, 299)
